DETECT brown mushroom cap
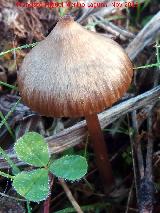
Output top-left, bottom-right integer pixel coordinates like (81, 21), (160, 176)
(18, 16), (133, 117)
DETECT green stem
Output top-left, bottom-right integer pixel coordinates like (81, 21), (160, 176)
(27, 201), (32, 213)
(0, 81), (18, 90)
(135, 63), (160, 69)
(0, 111), (15, 139)
(0, 170), (14, 179)
(0, 42), (38, 57)
(156, 39), (160, 66)
(0, 147), (20, 175)
(58, 0), (65, 17)
(0, 98), (21, 130)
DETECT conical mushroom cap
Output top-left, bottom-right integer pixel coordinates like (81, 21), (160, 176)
(18, 16), (133, 117)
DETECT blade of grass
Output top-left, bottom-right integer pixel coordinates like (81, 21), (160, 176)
(54, 202), (110, 213)
(141, 0), (151, 11)
(27, 201), (32, 213)
(0, 81), (18, 90)
(136, 0), (141, 23)
(136, 0), (151, 24)
(135, 42), (160, 70)
(0, 170), (14, 179)
(57, 0), (65, 16)
(0, 99), (21, 174)
(0, 98), (21, 130)
(0, 111), (14, 139)
(103, 128), (129, 135)
(0, 147), (20, 174)
(156, 39), (160, 66)
(0, 42), (38, 57)
(0, 98), (21, 173)
(135, 63), (160, 69)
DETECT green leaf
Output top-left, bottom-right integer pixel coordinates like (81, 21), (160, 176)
(13, 168), (49, 202)
(14, 132), (49, 167)
(49, 155), (88, 181)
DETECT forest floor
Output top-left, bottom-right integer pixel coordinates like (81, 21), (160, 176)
(0, 0), (160, 212)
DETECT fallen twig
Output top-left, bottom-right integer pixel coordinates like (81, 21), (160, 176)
(77, 0), (146, 23)
(126, 11), (160, 60)
(59, 179), (84, 213)
(125, 181), (134, 213)
(92, 16), (135, 41)
(130, 108), (154, 213)
(0, 86), (160, 168)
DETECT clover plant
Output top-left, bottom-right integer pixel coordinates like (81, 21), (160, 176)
(0, 132), (88, 202)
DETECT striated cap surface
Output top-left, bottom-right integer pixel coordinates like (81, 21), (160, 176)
(18, 16), (133, 117)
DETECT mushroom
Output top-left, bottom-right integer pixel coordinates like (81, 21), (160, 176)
(17, 16), (133, 190)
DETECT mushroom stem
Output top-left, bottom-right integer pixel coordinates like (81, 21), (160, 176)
(85, 113), (114, 190)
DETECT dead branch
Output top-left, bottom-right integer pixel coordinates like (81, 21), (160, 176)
(0, 86), (160, 169)
(125, 181), (134, 213)
(80, 8), (160, 62)
(77, 0), (146, 23)
(130, 108), (154, 213)
(129, 111), (139, 200)
(126, 11), (160, 60)
(59, 179), (84, 213)
(138, 110), (154, 213)
(92, 15), (135, 41)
